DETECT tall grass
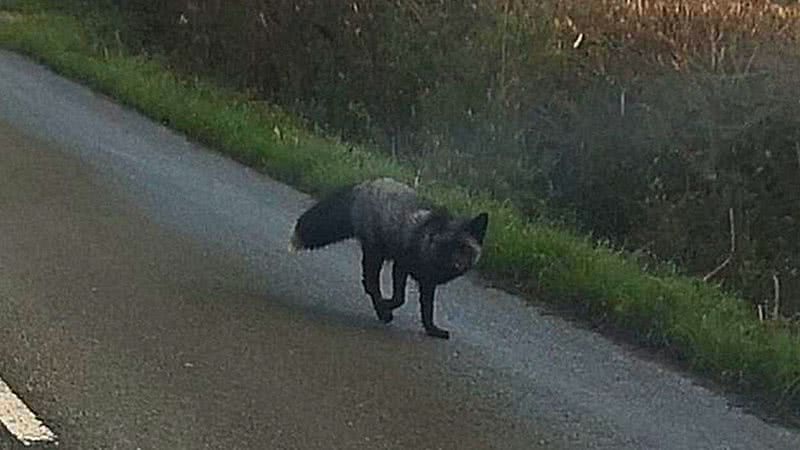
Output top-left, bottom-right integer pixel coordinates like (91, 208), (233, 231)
(555, 0), (800, 68)
(110, 0), (800, 315)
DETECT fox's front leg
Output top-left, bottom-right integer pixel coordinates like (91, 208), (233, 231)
(419, 283), (449, 339)
(361, 247), (392, 323)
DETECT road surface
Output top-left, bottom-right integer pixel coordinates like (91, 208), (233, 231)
(0, 49), (798, 449)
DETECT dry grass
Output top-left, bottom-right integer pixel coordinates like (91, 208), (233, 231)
(549, 0), (800, 74)
(0, 11), (22, 23)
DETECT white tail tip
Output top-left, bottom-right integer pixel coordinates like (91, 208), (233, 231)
(288, 227), (303, 253)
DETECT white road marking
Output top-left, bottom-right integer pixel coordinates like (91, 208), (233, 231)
(0, 375), (56, 446)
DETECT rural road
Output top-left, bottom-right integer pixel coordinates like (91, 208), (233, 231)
(0, 49), (798, 449)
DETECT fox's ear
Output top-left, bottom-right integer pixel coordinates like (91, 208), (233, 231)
(466, 212), (489, 243)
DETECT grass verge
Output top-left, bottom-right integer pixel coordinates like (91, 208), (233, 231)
(2, 5), (800, 415)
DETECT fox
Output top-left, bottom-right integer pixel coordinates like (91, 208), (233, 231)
(289, 178), (489, 339)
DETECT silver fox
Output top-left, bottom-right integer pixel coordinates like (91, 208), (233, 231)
(289, 178), (489, 339)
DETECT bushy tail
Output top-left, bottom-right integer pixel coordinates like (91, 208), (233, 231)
(289, 185), (356, 251)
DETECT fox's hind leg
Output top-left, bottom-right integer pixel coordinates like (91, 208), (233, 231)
(371, 262), (409, 324)
(386, 262), (409, 310)
(360, 246), (392, 323)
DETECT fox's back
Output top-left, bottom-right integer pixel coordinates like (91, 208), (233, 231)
(350, 178), (429, 255)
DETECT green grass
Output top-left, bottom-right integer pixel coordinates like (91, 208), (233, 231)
(2, 5), (800, 414)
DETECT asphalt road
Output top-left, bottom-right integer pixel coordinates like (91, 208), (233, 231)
(0, 49), (798, 449)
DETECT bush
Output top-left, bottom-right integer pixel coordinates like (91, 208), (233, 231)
(95, 0), (800, 313)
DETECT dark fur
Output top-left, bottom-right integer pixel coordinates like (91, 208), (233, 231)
(290, 178), (489, 339)
(291, 185), (355, 250)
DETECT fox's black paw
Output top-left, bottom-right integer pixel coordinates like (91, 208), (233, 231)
(425, 327), (450, 339)
(375, 307), (394, 324)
